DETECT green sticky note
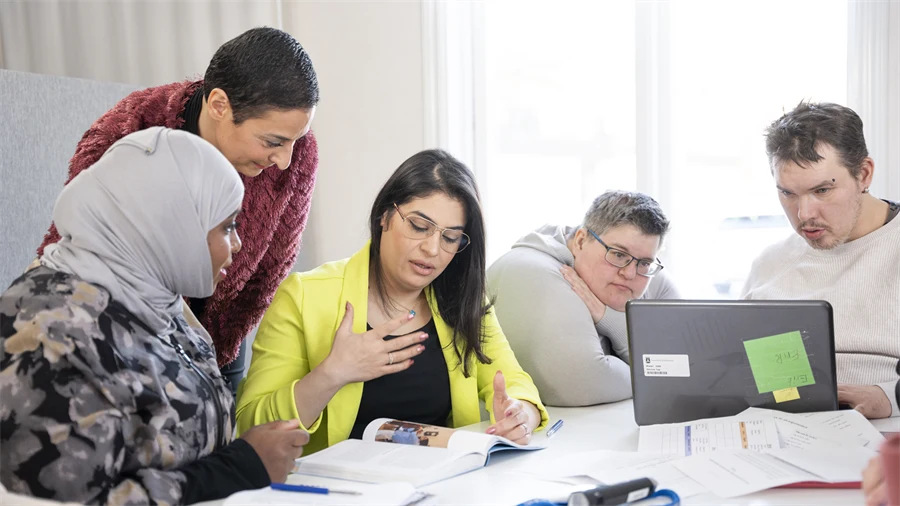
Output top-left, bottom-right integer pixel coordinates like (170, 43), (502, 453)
(743, 330), (815, 394)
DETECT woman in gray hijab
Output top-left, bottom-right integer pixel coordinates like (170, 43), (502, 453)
(0, 127), (309, 505)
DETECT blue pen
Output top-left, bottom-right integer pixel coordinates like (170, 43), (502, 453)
(270, 483), (362, 495)
(546, 419), (564, 438)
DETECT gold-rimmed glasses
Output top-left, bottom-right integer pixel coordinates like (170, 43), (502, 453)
(393, 203), (470, 254)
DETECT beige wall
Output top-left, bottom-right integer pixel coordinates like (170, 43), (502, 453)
(285, 1), (427, 271)
(0, 0), (427, 271)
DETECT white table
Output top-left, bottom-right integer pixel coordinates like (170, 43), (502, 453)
(206, 400), (895, 506)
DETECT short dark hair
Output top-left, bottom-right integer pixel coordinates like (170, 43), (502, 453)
(764, 101), (868, 177)
(582, 190), (670, 241)
(369, 150), (491, 377)
(204, 27), (319, 124)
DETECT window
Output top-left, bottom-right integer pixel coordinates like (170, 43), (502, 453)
(480, 0), (847, 297)
(482, 0), (637, 263)
(666, 0), (846, 297)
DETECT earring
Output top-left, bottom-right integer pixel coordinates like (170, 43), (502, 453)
(862, 187), (870, 194)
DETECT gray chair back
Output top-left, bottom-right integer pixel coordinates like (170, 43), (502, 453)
(0, 69), (137, 289)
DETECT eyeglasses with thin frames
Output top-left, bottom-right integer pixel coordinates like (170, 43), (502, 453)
(587, 228), (663, 277)
(393, 203), (471, 254)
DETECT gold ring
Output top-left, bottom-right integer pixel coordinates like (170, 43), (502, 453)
(388, 352), (394, 365)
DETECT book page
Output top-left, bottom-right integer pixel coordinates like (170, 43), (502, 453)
(302, 439), (463, 470)
(294, 439), (483, 487)
(363, 418), (460, 449)
(362, 418), (545, 456)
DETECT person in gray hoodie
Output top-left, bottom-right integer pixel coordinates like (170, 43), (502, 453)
(487, 191), (680, 406)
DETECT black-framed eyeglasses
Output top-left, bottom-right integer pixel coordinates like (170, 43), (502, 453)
(393, 203), (471, 254)
(587, 228), (664, 277)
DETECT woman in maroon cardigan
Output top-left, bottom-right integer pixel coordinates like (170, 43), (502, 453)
(38, 27), (320, 393)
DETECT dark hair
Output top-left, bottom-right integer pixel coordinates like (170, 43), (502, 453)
(204, 27), (319, 124)
(369, 149), (491, 377)
(764, 101), (868, 177)
(582, 190), (670, 241)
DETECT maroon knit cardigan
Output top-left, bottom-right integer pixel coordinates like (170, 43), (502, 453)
(38, 80), (318, 366)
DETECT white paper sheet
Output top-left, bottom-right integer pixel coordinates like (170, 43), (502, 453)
(585, 452), (707, 499)
(764, 446), (875, 483)
(797, 410), (887, 448)
(638, 418), (779, 456)
(738, 407), (852, 449)
(509, 449), (707, 499)
(224, 481), (422, 506)
(673, 450), (817, 498)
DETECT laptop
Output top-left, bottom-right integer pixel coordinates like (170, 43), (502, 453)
(626, 300), (838, 426)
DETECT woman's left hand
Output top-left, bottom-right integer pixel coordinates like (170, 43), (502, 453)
(486, 370), (540, 445)
(560, 265), (607, 324)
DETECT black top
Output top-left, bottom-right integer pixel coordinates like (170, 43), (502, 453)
(181, 88), (203, 136)
(349, 318), (452, 439)
(180, 88), (209, 321)
(179, 439), (270, 504)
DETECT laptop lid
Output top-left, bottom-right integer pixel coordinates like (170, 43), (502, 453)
(626, 300), (838, 426)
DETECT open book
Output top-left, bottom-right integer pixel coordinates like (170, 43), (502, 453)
(293, 418), (545, 487)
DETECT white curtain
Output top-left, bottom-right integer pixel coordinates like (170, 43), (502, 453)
(848, 0), (900, 201)
(0, 0), (283, 87)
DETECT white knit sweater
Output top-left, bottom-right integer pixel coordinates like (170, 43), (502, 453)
(742, 214), (900, 416)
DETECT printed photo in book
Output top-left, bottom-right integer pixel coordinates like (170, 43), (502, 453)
(370, 419), (461, 448)
(293, 418), (545, 487)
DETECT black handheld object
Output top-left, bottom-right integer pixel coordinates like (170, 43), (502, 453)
(567, 478), (657, 506)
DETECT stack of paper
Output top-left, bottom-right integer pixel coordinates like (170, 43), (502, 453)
(672, 446), (876, 498)
(636, 407), (885, 497)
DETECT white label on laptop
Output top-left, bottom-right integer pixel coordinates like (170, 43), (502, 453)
(643, 354), (690, 377)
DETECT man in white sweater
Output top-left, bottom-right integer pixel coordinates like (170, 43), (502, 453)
(488, 191), (680, 406)
(742, 102), (900, 419)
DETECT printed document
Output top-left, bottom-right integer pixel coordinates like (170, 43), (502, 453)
(638, 417), (779, 456)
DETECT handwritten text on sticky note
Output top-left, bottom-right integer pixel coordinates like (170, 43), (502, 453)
(743, 330), (815, 394)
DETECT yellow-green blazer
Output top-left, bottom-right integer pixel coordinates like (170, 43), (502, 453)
(235, 244), (548, 454)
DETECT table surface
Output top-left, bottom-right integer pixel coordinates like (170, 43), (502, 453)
(204, 400), (899, 506)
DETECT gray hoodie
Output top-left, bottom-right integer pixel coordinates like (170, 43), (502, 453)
(487, 224), (680, 406)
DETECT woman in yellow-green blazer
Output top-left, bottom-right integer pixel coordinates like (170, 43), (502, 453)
(236, 150), (548, 455)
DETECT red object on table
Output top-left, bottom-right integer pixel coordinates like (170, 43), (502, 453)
(779, 481), (860, 489)
(883, 433), (900, 506)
